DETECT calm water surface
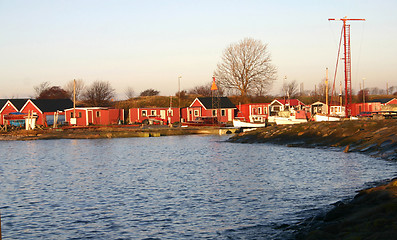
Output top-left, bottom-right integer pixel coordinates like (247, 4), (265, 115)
(0, 135), (396, 239)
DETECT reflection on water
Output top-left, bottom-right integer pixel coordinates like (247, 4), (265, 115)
(0, 135), (396, 239)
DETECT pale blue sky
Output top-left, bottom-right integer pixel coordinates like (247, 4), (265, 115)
(0, 0), (396, 99)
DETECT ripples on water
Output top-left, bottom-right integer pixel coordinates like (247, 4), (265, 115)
(0, 135), (396, 239)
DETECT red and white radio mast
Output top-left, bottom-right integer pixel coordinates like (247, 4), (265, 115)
(329, 17), (365, 118)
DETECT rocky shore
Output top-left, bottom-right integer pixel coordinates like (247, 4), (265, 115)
(295, 178), (397, 239)
(229, 120), (397, 239)
(230, 119), (397, 161)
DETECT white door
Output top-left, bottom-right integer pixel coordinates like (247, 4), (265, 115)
(160, 110), (166, 119)
(228, 109), (233, 121)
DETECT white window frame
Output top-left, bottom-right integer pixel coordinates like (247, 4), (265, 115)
(142, 110), (147, 117)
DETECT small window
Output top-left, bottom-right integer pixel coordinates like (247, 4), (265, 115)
(221, 109), (226, 116)
(142, 110), (147, 117)
(264, 107), (268, 114)
(151, 110), (156, 116)
(96, 111), (101, 117)
(273, 106), (280, 112)
(258, 107), (262, 114)
(194, 110), (199, 117)
(212, 110), (217, 116)
(71, 112), (74, 118)
(78, 112), (82, 118)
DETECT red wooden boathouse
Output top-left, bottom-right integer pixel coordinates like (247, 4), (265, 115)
(0, 99), (28, 125)
(182, 97), (236, 123)
(65, 107), (124, 126)
(236, 103), (270, 123)
(20, 99), (73, 126)
(129, 107), (180, 125)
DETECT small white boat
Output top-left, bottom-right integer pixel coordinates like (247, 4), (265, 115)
(314, 114), (341, 122)
(233, 119), (267, 128)
(274, 117), (308, 125)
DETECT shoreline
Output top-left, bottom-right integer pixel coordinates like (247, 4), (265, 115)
(0, 125), (238, 141)
(229, 119), (397, 161)
(3, 120), (397, 238)
(229, 120), (397, 239)
(294, 177), (397, 239)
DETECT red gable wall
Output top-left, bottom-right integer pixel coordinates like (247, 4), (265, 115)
(20, 101), (44, 125)
(0, 102), (19, 125)
(386, 99), (397, 105)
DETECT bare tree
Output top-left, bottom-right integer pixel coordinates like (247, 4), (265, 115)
(214, 38), (277, 100)
(37, 86), (69, 99)
(175, 90), (187, 99)
(125, 87), (135, 99)
(357, 89), (369, 103)
(317, 79), (332, 102)
(388, 86), (396, 95)
(189, 82), (224, 97)
(189, 85), (211, 97)
(33, 81), (51, 98)
(281, 80), (299, 98)
(82, 81), (115, 106)
(140, 89), (160, 96)
(64, 79), (85, 101)
(368, 87), (380, 95)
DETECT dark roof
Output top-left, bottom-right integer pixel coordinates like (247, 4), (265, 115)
(0, 99), (7, 109)
(0, 98), (30, 111)
(197, 97), (236, 109)
(9, 99), (30, 110)
(368, 98), (396, 104)
(31, 99), (74, 112)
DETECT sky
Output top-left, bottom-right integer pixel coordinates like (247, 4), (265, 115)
(0, 0), (396, 99)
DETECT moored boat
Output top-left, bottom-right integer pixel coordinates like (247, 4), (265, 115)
(274, 116), (308, 125)
(314, 114), (341, 122)
(232, 119), (267, 128)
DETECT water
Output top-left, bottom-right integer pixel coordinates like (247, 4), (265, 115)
(0, 135), (396, 239)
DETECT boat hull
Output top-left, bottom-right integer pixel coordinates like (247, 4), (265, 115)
(274, 117), (307, 125)
(314, 114), (341, 122)
(233, 119), (266, 128)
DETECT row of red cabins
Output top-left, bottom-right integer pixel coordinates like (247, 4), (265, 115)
(0, 98), (124, 127)
(0, 97), (396, 127)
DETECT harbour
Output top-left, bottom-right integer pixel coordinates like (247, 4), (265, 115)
(1, 135), (396, 239)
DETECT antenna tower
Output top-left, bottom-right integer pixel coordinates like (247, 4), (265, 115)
(329, 17), (365, 118)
